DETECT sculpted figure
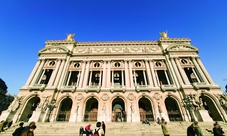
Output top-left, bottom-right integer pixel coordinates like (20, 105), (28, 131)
(159, 31), (168, 39)
(66, 34), (75, 41)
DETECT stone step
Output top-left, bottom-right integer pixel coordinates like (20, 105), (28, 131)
(1, 122), (225, 136)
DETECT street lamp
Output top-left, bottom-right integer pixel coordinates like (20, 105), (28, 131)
(45, 99), (57, 122)
(182, 94), (195, 122)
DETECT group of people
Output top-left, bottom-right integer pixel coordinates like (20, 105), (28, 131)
(12, 121), (37, 136)
(0, 120), (13, 132)
(80, 121), (106, 136)
(187, 121), (225, 136)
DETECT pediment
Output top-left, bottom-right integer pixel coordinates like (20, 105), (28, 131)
(39, 46), (69, 55)
(166, 44), (198, 52)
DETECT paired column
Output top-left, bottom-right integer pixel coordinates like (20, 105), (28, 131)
(78, 61), (86, 88)
(165, 56), (179, 87)
(101, 61), (107, 88)
(170, 58), (184, 85)
(57, 56), (71, 88)
(144, 60), (153, 86)
(30, 59), (46, 85)
(175, 58), (190, 85)
(128, 61), (134, 87)
(124, 60), (129, 87)
(99, 71), (102, 86)
(54, 59), (65, 87)
(76, 71), (81, 87)
(82, 61), (91, 88)
(148, 60), (158, 87)
(47, 59), (61, 86)
(25, 59), (41, 86)
(196, 57), (215, 84)
(143, 70), (148, 85)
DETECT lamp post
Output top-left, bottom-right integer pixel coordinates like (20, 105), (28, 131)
(182, 94), (195, 122)
(45, 99), (57, 122)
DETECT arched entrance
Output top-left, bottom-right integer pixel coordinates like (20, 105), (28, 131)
(56, 98), (72, 121)
(19, 96), (40, 122)
(112, 98), (126, 122)
(84, 98), (98, 122)
(138, 97), (154, 121)
(200, 95), (222, 121)
(165, 97), (183, 121)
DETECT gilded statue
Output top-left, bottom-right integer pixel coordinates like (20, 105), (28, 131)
(159, 31), (168, 39)
(66, 34), (75, 41)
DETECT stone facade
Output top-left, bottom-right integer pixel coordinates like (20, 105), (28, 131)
(1, 34), (227, 123)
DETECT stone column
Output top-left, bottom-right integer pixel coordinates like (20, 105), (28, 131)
(30, 59), (46, 85)
(88, 71), (93, 86)
(57, 57), (71, 88)
(143, 70), (147, 85)
(101, 61), (106, 88)
(144, 60), (153, 86)
(25, 59), (41, 86)
(128, 61), (134, 87)
(175, 58), (190, 85)
(164, 70), (170, 85)
(124, 60), (129, 87)
(111, 70), (114, 87)
(78, 61), (86, 88)
(82, 60), (91, 88)
(170, 58), (184, 85)
(76, 71), (81, 87)
(191, 57), (209, 84)
(148, 60), (158, 87)
(54, 59), (65, 87)
(196, 57), (215, 84)
(165, 56), (179, 87)
(47, 59), (61, 86)
(121, 70), (124, 86)
(106, 60), (111, 88)
(66, 71), (72, 86)
(99, 71), (102, 86)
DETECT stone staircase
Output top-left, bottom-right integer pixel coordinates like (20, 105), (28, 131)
(1, 121), (226, 136)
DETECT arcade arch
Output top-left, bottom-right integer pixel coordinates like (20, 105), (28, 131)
(165, 97), (183, 121)
(200, 95), (222, 121)
(56, 97), (72, 121)
(84, 97), (98, 122)
(19, 96), (40, 121)
(138, 97), (154, 121)
(112, 97), (126, 122)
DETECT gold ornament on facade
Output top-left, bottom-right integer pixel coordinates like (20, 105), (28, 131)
(159, 31), (169, 40)
(66, 34), (75, 41)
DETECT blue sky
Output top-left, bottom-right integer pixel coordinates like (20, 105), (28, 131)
(0, 0), (227, 95)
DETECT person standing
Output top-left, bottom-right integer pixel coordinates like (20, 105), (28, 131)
(187, 123), (195, 136)
(161, 121), (170, 136)
(194, 121), (203, 136)
(101, 121), (106, 136)
(79, 126), (85, 136)
(19, 121), (36, 136)
(213, 123), (225, 136)
(12, 122), (25, 136)
(93, 122), (104, 136)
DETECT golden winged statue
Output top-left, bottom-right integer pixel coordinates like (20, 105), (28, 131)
(159, 31), (168, 39)
(66, 34), (75, 41)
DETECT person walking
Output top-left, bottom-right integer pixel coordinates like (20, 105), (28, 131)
(161, 121), (170, 136)
(213, 122), (225, 136)
(20, 125), (36, 136)
(101, 121), (106, 136)
(12, 122), (25, 136)
(187, 123), (195, 136)
(19, 121), (36, 136)
(194, 121), (203, 136)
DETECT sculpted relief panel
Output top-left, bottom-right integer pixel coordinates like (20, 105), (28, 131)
(73, 45), (161, 54)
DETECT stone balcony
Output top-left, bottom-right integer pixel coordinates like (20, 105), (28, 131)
(28, 84), (46, 91)
(160, 84), (177, 92)
(192, 82), (211, 90)
(60, 85), (77, 92)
